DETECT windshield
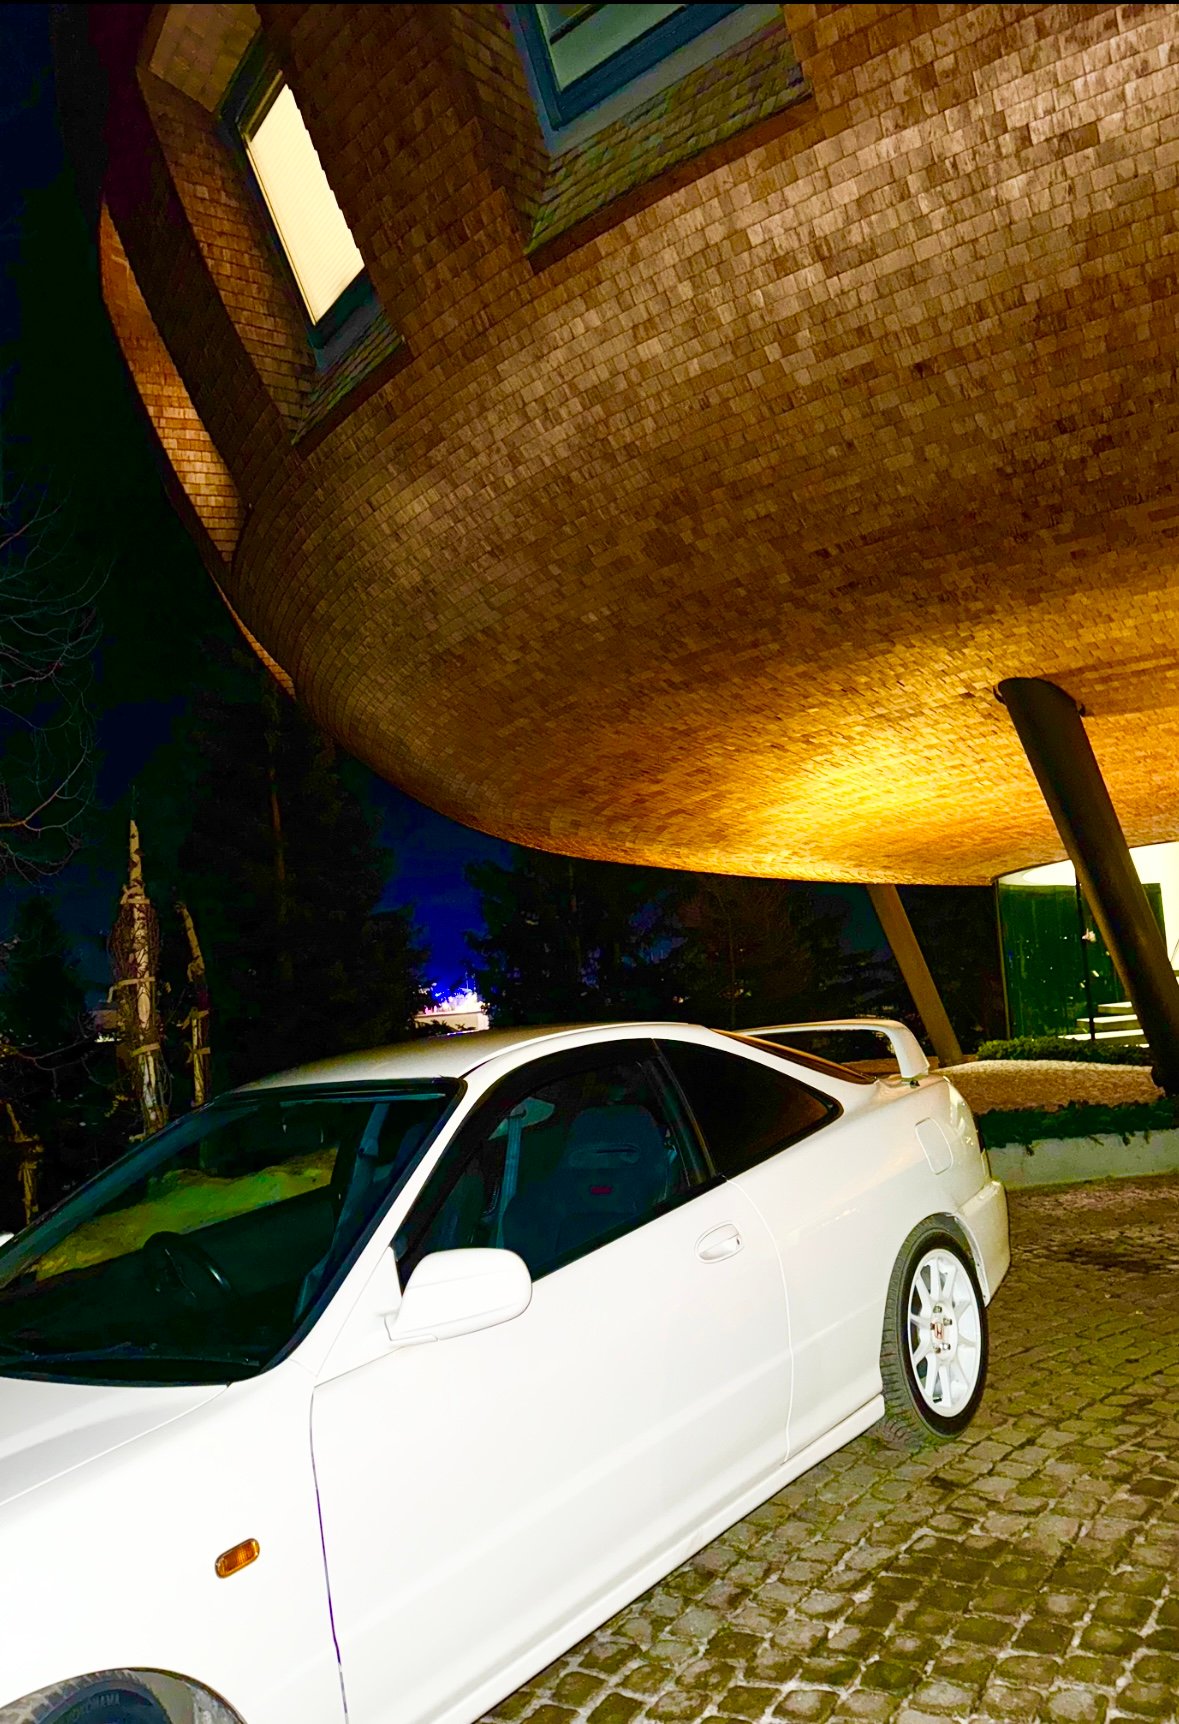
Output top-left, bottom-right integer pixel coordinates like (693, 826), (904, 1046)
(0, 1082), (457, 1386)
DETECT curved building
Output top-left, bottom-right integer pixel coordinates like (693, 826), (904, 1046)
(54, 2), (1179, 1074)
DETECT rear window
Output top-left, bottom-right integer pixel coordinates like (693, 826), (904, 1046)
(659, 1040), (839, 1177)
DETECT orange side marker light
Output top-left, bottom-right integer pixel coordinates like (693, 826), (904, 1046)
(215, 1538), (260, 1579)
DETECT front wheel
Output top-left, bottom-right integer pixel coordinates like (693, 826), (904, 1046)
(0, 1674), (171, 1724)
(880, 1222), (988, 1448)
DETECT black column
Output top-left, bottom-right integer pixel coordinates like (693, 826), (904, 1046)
(998, 676), (1179, 1094)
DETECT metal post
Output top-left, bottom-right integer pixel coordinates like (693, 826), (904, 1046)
(866, 884), (963, 1070)
(998, 676), (1179, 1094)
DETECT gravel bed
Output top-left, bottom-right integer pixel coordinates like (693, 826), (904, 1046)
(940, 1057), (1162, 1115)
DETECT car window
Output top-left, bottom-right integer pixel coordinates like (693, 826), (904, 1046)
(0, 1085), (456, 1385)
(659, 1040), (838, 1177)
(395, 1054), (703, 1285)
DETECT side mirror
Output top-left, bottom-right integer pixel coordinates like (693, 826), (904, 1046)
(386, 1248), (531, 1348)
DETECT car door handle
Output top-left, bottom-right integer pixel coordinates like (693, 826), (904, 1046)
(696, 1223), (742, 1263)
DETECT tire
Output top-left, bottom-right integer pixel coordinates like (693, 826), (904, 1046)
(879, 1220), (988, 1450)
(0, 1674), (170, 1724)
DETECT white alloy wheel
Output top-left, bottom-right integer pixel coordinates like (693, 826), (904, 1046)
(906, 1246), (983, 1416)
(880, 1223), (989, 1447)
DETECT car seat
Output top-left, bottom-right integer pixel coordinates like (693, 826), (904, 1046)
(502, 1103), (672, 1274)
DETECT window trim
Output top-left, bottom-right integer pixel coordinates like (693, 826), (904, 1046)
(393, 1040), (715, 1287)
(511, 3), (745, 133)
(219, 35), (379, 364)
(725, 1031), (875, 1086)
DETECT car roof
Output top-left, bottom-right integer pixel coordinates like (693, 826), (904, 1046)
(236, 1022), (710, 1092)
(233, 1019), (876, 1101)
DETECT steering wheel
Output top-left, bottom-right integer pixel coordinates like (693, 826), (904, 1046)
(142, 1230), (234, 1309)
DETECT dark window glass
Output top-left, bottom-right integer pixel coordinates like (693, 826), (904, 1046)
(396, 1055), (701, 1284)
(514, 3), (743, 130)
(0, 1085), (456, 1385)
(659, 1041), (837, 1176)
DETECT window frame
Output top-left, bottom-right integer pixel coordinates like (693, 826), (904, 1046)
(511, 3), (745, 132)
(725, 1031), (875, 1086)
(655, 1035), (842, 1179)
(219, 35), (379, 367)
(393, 1040), (719, 1287)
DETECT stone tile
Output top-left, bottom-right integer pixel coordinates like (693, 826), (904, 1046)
(478, 1182), (1179, 1724)
(771, 1693), (836, 1722)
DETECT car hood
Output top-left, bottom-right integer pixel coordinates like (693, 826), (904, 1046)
(0, 1372), (225, 1512)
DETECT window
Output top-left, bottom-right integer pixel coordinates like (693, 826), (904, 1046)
(0, 1085), (456, 1385)
(395, 1049), (705, 1285)
(511, 3), (782, 145)
(222, 40), (377, 363)
(659, 1041), (838, 1177)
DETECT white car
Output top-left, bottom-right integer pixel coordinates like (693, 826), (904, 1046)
(0, 1018), (1008, 1724)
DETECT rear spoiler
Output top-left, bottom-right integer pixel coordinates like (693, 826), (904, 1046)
(745, 1018), (930, 1082)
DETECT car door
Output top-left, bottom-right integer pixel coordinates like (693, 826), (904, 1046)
(309, 1040), (790, 1724)
(659, 1035), (870, 1458)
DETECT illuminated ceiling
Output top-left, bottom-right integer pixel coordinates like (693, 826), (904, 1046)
(83, 2), (1179, 884)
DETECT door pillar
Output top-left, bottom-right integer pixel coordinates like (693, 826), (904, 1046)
(998, 676), (1179, 1094)
(866, 884), (963, 1069)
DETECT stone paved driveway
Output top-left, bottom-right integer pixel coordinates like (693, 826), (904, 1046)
(487, 1176), (1179, 1724)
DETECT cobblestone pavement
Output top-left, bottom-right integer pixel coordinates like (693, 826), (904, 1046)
(487, 1177), (1179, 1724)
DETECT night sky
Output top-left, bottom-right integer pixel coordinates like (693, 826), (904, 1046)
(0, 3), (517, 999)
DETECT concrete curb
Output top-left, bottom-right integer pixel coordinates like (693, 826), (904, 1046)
(987, 1127), (1179, 1189)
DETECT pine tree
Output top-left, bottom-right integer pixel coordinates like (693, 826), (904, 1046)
(465, 851), (687, 1026)
(173, 650), (431, 1088)
(673, 876), (853, 1029)
(0, 897), (89, 1054)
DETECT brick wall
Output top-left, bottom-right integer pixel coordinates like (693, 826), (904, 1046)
(99, 205), (245, 562)
(83, 2), (1179, 885)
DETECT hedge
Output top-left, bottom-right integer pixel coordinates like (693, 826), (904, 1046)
(976, 1096), (1179, 1150)
(974, 1036), (1152, 1066)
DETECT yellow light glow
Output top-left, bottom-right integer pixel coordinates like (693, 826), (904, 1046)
(215, 1537), (261, 1579)
(246, 85), (364, 323)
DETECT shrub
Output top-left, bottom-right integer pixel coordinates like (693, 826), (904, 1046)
(974, 1035), (1152, 1066)
(977, 1096), (1179, 1150)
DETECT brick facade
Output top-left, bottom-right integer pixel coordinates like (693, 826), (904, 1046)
(75, 3), (1179, 884)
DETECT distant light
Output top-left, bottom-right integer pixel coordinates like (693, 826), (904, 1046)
(245, 85), (364, 323)
(421, 987), (486, 1016)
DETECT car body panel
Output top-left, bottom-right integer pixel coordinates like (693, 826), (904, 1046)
(310, 1178), (790, 1724)
(0, 1018), (1009, 1724)
(0, 1376), (223, 1512)
(0, 1363), (343, 1724)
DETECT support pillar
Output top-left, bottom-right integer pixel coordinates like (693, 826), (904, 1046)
(998, 676), (1179, 1095)
(866, 884), (963, 1069)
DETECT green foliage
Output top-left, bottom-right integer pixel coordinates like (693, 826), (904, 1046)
(878, 887), (1007, 1055)
(977, 1096), (1179, 1150)
(0, 896), (88, 1051)
(975, 1035), (1153, 1066)
(465, 852), (686, 1026)
(464, 861), (916, 1033)
(677, 876), (859, 1031)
